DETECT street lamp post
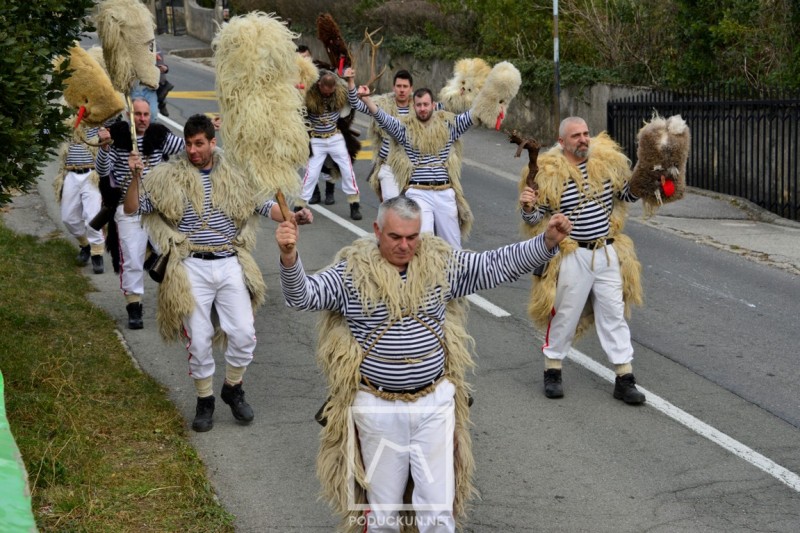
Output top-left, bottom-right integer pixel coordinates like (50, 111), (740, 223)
(553, 0), (560, 136)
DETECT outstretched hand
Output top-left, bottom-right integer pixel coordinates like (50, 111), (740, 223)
(543, 213), (572, 250)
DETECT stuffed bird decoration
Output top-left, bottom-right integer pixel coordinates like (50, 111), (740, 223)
(629, 114), (691, 215)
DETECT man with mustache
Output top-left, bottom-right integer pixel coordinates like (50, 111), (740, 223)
(519, 116), (647, 405)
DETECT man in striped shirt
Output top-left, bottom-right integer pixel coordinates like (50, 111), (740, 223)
(124, 114), (313, 432)
(276, 195), (571, 532)
(300, 71), (362, 220)
(96, 98), (184, 329)
(349, 76), (475, 249)
(56, 126), (106, 273)
(519, 116), (647, 405)
(347, 67), (414, 201)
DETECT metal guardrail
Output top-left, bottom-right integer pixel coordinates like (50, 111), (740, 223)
(608, 87), (800, 221)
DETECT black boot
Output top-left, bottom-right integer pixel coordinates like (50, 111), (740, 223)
(192, 396), (215, 432)
(91, 255), (104, 274)
(613, 373), (646, 405)
(221, 382), (254, 423)
(309, 185), (321, 204)
(543, 369), (564, 399)
(349, 202), (362, 221)
(158, 102), (169, 117)
(126, 302), (143, 330)
(77, 245), (90, 265)
(324, 181), (336, 205)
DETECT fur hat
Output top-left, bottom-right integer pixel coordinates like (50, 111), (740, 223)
(470, 61), (521, 129)
(94, 0), (160, 91)
(213, 12), (308, 198)
(56, 45), (125, 126)
(629, 114), (691, 215)
(438, 58), (492, 113)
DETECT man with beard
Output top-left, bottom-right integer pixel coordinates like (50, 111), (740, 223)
(97, 98), (184, 329)
(518, 116), (647, 405)
(348, 73), (476, 249)
(345, 67), (414, 201)
(123, 114), (313, 432)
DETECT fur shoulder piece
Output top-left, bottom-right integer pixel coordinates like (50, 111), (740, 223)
(332, 234), (454, 320)
(400, 110), (455, 155)
(143, 148), (257, 225)
(108, 122), (172, 156)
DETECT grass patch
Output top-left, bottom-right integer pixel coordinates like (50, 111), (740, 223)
(0, 223), (234, 532)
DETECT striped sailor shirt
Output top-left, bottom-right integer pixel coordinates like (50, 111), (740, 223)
(280, 235), (557, 391)
(522, 161), (638, 242)
(370, 107), (473, 185)
(348, 89), (410, 160)
(95, 131), (185, 201)
(138, 168), (276, 255)
(65, 127), (99, 169)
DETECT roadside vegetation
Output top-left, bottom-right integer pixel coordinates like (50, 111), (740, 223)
(0, 223), (234, 532)
(233, 0), (800, 93)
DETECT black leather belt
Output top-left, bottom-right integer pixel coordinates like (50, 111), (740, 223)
(362, 371), (444, 394)
(576, 238), (614, 250)
(189, 252), (235, 260)
(409, 180), (450, 187)
(69, 167), (93, 174)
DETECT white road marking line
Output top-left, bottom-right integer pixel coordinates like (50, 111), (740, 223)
(170, 117), (800, 493)
(567, 348), (800, 493)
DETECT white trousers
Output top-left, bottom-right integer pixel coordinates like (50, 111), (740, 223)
(404, 187), (461, 249)
(353, 379), (456, 533)
(61, 170), (104, 246)
(301, 134), (359, 201)
(542, 245), (634, 364)
(377, 163), (400, 201)
(115, 205), (148, 297)
(182, 256), (256, 381)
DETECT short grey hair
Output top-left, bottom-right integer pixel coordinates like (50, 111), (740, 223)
(376, 195), (421, 230)
(558, 116), (587, 138)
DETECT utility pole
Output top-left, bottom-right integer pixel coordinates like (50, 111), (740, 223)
(553, 0), (561, 137)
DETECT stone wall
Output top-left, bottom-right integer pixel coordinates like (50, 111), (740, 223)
(183, 0), (221, 44)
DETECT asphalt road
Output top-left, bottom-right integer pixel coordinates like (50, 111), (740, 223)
(35, 41), (800, 531)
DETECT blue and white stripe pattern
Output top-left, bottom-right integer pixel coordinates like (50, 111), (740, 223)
(95, 132), (185, 199)
(348, 89), (410, 160)
(522, 161), (638, 242)
(139, 168), (276, 255)
(280, 236), (557, 390)
(65, 127), (99, 169)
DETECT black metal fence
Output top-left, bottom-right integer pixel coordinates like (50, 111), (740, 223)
(607, 86), (800, 221)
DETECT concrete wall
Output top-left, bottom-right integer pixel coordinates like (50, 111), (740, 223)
(183, 0), (221, 44)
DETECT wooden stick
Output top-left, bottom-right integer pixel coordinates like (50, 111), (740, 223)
(508, 130), (541, 210)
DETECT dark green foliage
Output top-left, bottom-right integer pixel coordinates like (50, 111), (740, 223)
(0, 0), (95, 207)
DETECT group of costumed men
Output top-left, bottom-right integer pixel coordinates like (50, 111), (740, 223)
(57, 2), (690, 531)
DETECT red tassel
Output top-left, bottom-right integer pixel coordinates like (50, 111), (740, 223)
(338, 56), (345, 77)
(495, 109), (505, 131)
(74, 105), (86, 129)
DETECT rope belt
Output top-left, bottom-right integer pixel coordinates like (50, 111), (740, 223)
(575, 237), (613, 271)
(310, 130), (340, 139)
(360, 372), (445, 402)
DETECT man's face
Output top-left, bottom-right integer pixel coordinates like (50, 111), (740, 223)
(374, 210), (421, 271)
(393, 78), (411, 106)
(414, 93), (434, 122)
(559, 120), (590, 163)
(133, 100), (151, 136)
(185, 132), (216, 170)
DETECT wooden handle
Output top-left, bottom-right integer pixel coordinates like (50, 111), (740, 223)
(274, 189), (296, 251)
